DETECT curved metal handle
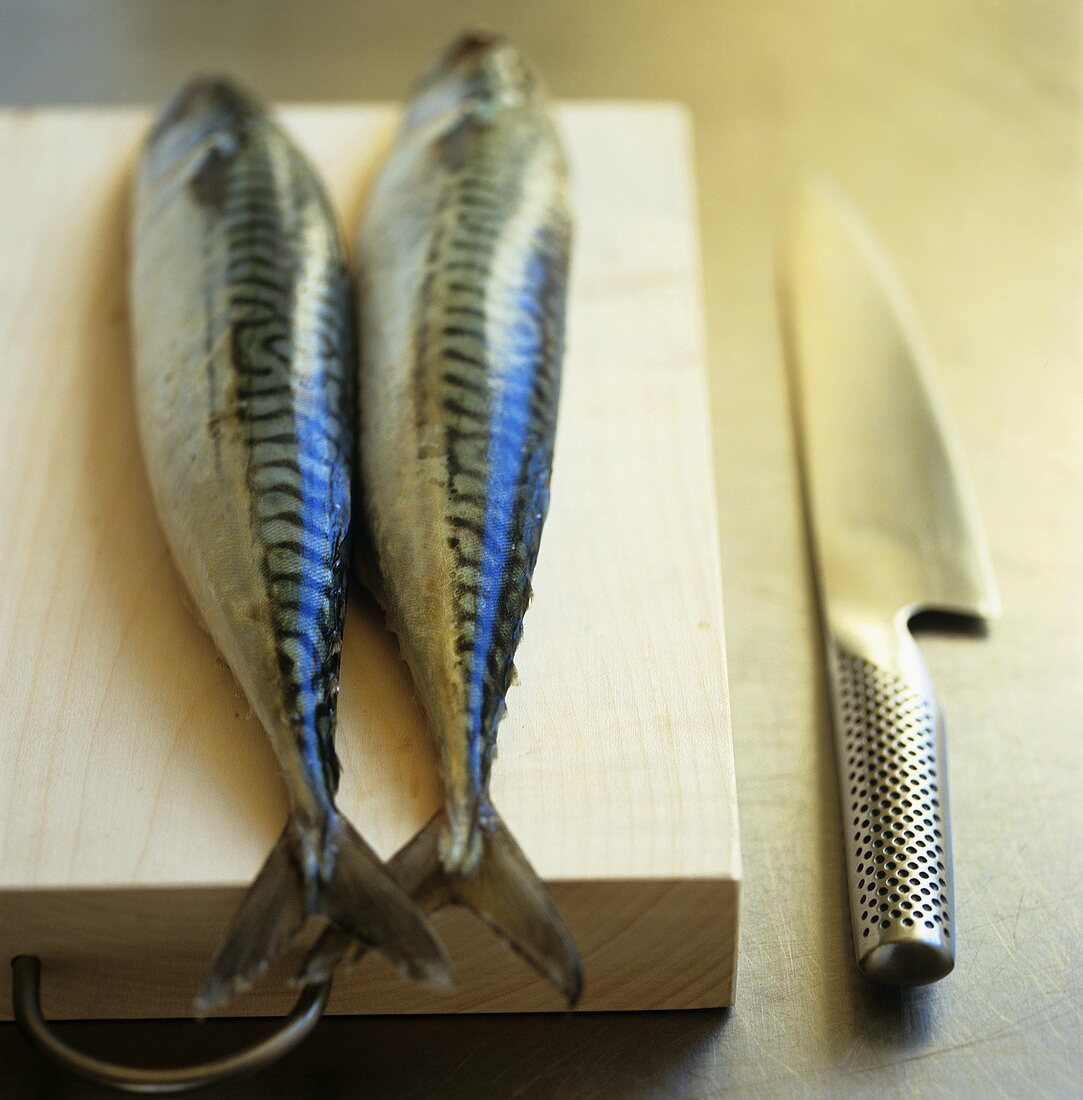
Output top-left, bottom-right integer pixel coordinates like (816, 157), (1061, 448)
(11, 956), (331, 1094)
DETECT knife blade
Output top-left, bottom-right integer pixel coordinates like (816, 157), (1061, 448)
(780, 181), (999, 986)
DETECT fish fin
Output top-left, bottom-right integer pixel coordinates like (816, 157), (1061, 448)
(195, 826), (306, 1016)
(196, 815), (455, 1016)
(297, 924), (358, 986)
(321, 815), (456, 990)
(300, 806), (582, 1006)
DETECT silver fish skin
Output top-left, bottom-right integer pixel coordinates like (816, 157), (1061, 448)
(131, 77), (453, 1013)
(307, 31), (581, 1004)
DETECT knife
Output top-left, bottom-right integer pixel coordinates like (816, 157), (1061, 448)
(780, 182), (1000, 986)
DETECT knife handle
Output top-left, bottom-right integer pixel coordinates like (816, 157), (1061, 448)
(829, 632), (955, 985)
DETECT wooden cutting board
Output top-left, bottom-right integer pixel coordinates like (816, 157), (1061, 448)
(0, 103), (738, 1020)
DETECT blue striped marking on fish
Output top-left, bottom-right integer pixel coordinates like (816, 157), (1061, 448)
(290, 405), (345, 783)
(296, 410), (323, 781)
(465, 249), (549, 786)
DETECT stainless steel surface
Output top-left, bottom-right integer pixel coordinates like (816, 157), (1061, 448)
(782, 185), (1000, 639)
(1, 2), (1080, 1097)
(11, 957), (331, 1093)
(782, 185), (999, 984)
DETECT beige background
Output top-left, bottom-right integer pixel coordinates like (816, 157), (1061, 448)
(1, 1), (1079, 1096)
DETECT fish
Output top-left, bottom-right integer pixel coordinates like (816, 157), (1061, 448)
(304, 30), (582, 1004)
(130, 76), (455, 1014)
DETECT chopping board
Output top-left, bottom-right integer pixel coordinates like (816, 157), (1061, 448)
(0, 103), (738, 1020)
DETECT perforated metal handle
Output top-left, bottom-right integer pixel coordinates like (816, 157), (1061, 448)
(830, 638), (955, 985)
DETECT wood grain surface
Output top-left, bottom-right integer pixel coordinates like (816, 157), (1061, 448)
(0, 1), (1079, 1097)
(0, 105), (738, 1017)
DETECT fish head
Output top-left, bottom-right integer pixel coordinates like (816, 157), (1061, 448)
(141, 76), (262, 189)
(406, 29), (543, 130)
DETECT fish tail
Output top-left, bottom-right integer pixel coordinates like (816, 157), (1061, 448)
(195, 813), (456, 1016)
(301, 803), (582, 1006)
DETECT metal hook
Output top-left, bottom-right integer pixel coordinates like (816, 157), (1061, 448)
(11, 955), (332, 1094)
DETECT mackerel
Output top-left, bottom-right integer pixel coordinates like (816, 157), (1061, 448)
(308, 31), (581, 1003)
(131, 77), (453, 1013)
